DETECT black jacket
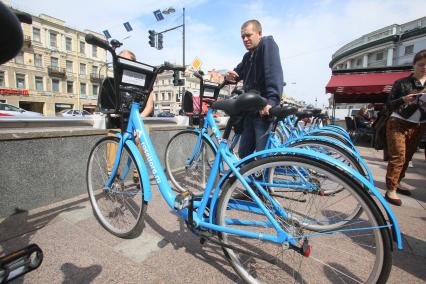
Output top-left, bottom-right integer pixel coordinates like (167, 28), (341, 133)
(234, 36), (283, 107)
(386, 74), (426, 120)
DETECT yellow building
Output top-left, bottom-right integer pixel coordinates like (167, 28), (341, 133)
(0, 7), (108, 116)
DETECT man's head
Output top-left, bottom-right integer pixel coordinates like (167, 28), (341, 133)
(118, 50), (136, 61)
(241, 19), (262, 51)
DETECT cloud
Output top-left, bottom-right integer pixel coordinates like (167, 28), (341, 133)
(10, 0), (426, 106)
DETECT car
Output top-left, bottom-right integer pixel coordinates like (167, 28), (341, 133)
(157, 112), (175, 118)
(57, 109), (93, 117)
(0, 103), (43, 117)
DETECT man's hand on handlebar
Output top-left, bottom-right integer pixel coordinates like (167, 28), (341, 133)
(259, 104), (272, 116)
(226, 70), (239, 83)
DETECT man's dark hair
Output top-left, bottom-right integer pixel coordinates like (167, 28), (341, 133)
(241, 19), (262, 33)
(413, 49), (426, 65)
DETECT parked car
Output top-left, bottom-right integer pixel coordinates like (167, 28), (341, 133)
(157, 112), (175, 118)
(0, 103), (43, 117)
(57, 109), (93, 117)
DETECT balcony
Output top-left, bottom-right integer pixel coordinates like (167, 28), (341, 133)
(90, 73), (103, 83)
(24, 35), (32, 48)
(48, 66), (66, 78)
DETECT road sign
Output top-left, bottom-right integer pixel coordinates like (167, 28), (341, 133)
(123, 22), (133, 32)
(153, 10), (164, 21)
(191, 57), (202, 70)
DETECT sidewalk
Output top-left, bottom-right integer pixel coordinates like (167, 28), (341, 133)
(1, 147), (425, 283)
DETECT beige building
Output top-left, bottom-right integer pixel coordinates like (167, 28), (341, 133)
(152, 68), (232, 114)
(0, 7), (108, 116)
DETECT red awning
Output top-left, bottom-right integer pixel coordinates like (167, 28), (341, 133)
(325, 71), (412, 95)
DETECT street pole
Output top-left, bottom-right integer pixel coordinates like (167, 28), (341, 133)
(182, 7), (185, 68)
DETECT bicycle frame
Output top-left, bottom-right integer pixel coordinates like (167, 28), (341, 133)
(108, 101), (298, 246)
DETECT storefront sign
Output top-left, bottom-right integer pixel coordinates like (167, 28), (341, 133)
(0, 89), (29, 96)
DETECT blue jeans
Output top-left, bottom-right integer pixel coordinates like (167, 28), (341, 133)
(238, 113), (273, 158)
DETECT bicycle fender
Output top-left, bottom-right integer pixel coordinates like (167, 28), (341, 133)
(125, 140), (152, 202)
(236, 148), (403, 250)
(284, 135), (374, 184)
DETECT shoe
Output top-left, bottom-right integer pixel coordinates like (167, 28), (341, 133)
(408, 161), (414, 168)
(396, 187), (412, 196)
(384, 194), (402, 206)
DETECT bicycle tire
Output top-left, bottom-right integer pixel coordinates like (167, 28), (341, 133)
(215, 155), (392, 284)
(288, 139), (367, 188)
(165, 130), (216, 194)
(87, 136), (146, 238)
(311, 131), (354, 149)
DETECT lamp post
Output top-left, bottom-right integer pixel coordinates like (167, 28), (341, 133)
(157, 7), (185, 67)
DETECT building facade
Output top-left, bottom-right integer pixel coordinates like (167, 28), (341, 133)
(326, 16), (426, 107)
(152, 68), (232, 114)
(0, 6), (108, 116)
(330, 17), (426, 71)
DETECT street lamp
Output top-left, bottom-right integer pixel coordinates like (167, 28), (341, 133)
(162, 7), (176, 14)
(154, 7), (185, 67)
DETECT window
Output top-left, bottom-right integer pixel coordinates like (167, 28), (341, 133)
(34, 54), (42, 67)
(92, 66), (98, 76)
(15, 52), (24, 64)
(92, 45), (97, 58)
(405, 45), (414, 55)
(80, 41), (85, 54)
(52, 79), (60, 92)
(33, 27), (41, 42)
(66, 61), (73, 73)
(80, 63), (86, 75)
(92, 84), (98, 96)
(16, 73), (26, 89)
(50, 32), (57, 47)
(51, 57), (59, 68)
(356, 58), (362, 66)
(376, 52), (384, 61)
(67, 81), (73, 93)
(35, 76), (43, 91)
(66, 37), (72, 51)
(80, 83), (86, 95)
(0, 71), (5, 87)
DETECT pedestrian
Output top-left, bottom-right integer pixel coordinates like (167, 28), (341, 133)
(384, 49), (426, 206)
(226, 19), (283, 158)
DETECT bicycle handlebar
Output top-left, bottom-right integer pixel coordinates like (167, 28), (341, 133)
(161, 62), (186, 72)
(85, 34), (113, 53)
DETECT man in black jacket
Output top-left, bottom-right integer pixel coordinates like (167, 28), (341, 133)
(226, 19), (283, 158)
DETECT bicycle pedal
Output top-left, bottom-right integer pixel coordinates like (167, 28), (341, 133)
(174, 191), (193, 211)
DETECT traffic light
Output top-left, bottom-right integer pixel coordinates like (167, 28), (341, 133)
(173, 71), (185, 86)
(148, 30), (156, 48)
(157, 33), (163, 50)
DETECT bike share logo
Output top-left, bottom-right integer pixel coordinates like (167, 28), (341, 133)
(141, 141), (161, 184)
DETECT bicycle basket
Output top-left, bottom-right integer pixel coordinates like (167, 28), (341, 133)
(97, 56), (156, 115)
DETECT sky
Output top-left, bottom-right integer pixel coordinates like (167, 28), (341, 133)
(9, 0), (426, 107)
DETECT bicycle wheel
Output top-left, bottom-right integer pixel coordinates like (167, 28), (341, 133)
(165, 130), (216, 194)
(288, 139), (367, 190)
(311, 131), (354, 150)
(87, 136), (146, 238)
(216, 156), (391, 283)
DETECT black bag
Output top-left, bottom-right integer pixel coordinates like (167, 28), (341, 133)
(373, 108), (390, 150)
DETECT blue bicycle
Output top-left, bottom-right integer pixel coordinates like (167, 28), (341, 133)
(85, 35), (401, 283)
